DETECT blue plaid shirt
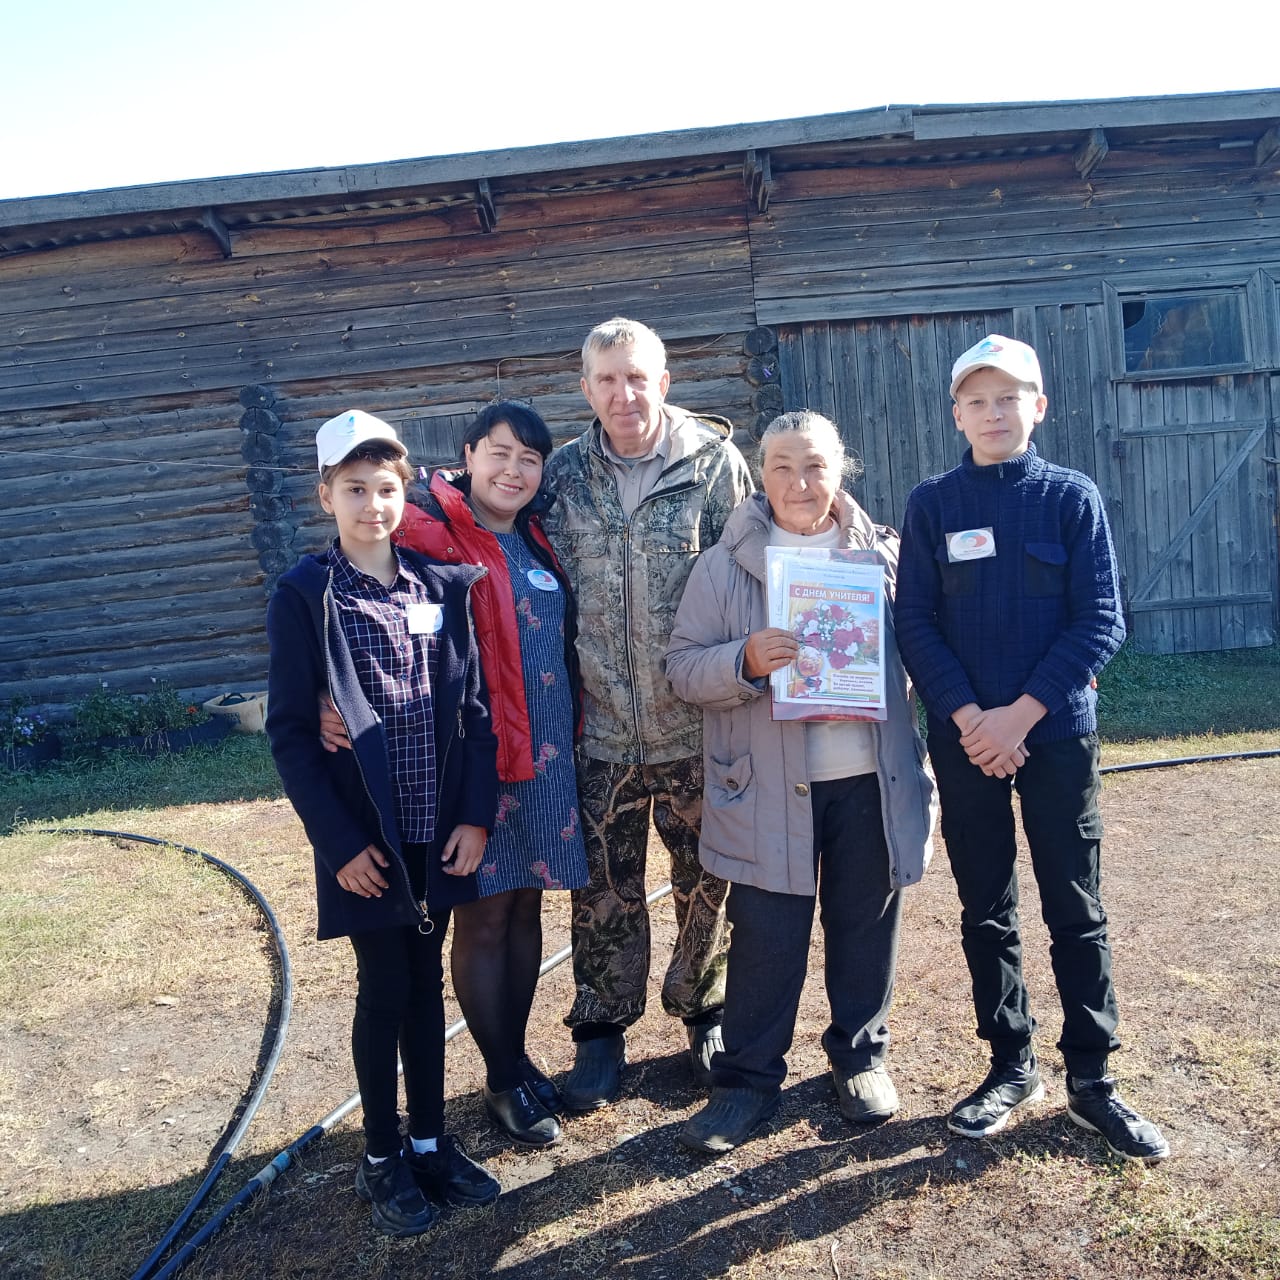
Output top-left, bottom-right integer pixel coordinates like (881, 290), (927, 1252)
(328, 544), (438, 843)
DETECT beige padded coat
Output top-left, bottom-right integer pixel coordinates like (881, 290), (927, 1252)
(664, 490), (938, 896)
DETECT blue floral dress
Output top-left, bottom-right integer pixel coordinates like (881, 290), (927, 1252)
(476, 531), (588, 896)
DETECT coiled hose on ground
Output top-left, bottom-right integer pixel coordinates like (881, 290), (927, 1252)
(45, 747), (1280, 1278)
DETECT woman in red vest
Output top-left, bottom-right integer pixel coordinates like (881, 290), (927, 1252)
(395, 402), (586, 1147)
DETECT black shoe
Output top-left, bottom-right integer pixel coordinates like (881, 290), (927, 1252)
(517, 1053), (562, 1113)
(561, 1033), (626, 1112)
(686, 1022), (724, 1088)
(1066, 1076), (1170, 1164)
(354, 1154), (439, 1237)
(679, 1086), (779, 1154)
(947, 1057), (1045, 1138)
(831, 1063), (900, 1123)
(405, 1134), (500, 1207)
(484, 1082), (562, 1146)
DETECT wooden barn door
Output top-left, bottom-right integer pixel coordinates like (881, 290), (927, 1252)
(776, 311), (1014, 529)
(1114, 375), (1277, 653)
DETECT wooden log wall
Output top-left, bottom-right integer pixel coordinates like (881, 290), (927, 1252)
(750, 142), (1280, 322)
(0, 163), (757, 716)
(4, 120), (1279, 714)
(1, 166), (756, 425)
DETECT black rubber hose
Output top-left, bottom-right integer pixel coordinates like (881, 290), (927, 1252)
(146, 882), (675, 1280)
(1099, 747), (1280, 774)
(40, 828), (294, 1280)
(46, 747), (1280, 1276)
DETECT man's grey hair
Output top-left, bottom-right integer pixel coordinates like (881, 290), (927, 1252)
(581, 317), (667, 376)
(759, 409), (864, 485)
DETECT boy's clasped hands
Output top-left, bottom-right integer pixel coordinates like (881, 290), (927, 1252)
(952, 693), (1047, 778)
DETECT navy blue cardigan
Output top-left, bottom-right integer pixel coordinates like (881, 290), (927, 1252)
(896, 444), (1126, 744)
(265, 548), (498, 940)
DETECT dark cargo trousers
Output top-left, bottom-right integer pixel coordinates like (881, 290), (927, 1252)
(565, 754), (730, 1033)
(927, 730), (1122, 1079)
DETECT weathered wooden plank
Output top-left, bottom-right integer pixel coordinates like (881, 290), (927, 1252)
(2, 230), (755, 355)
(754, 234), (1280, 303)
(754, 183), (1280, 250)
(0, 510), (251, 571)
(1, 551), (261, 610)
(913, 92), (1280, 139)
(0, 533), (251, 590)
(0, 182), (751, 323)
(0, 631), (269, 687)
(1, 654), (272, 717)
(1160, 384), (1196, 652)
(0, 463), (249, 509)
(753, 207), (1280, 283)
(848, 323), (895, 525)
(757, 281), (1099, 326)
(1185, 383), (1223, 651)
(0, 428), (245, 480)
(0, 293), (758, 413)
(827, 324), (864, 490)
(1128, 592), (1270, 611)
(0, 591), (263, 648)
(905, 315), (951, 488)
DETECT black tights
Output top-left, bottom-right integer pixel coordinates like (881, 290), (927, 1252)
(451, 888), (544, 1092)
(348, 914), (450, 1157)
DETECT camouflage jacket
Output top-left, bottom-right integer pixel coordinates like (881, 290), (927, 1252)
(542, 408), (754, 764)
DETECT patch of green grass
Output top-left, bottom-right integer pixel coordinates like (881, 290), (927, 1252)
(0, 734), (281, 834)
(1097, 642), (1280, 742)
(1096, 1176), (1280, 1280)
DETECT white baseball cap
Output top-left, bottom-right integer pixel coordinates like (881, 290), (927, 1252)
(950, 335), (1043, 399)
(315, 409), (408, 472)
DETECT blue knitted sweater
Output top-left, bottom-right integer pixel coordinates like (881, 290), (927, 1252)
(895, 443), (1126, 744)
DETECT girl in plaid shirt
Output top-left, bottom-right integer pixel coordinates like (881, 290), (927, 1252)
(266, 411), (500, 1236)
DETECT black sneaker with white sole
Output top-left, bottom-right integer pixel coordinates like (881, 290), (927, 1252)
(947, 1057), (1044, 1138)
(1066, 1076), (1170, 1164)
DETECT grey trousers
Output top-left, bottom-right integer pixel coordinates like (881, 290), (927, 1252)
(713, 772), (903, 1093)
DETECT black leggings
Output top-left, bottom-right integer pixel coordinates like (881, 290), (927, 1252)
(348, 910), (451, 1158)
(450, 887), (544, 1092)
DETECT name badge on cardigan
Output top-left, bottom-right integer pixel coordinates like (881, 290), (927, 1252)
(406, 602), (444, 633)
(946, 528), (996, 562)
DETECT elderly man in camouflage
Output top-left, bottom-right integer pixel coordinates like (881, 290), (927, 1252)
(543, 317), (754, 1111)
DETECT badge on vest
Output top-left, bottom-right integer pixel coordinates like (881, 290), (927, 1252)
(946, 528), (997, 562)
(406, 602), (444, 634)
(526, 568), (559, 592)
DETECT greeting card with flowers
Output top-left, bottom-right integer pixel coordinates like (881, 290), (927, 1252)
(765, 547), (886, 722)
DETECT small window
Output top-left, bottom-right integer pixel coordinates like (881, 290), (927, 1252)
(1116, 290), (1249, 377)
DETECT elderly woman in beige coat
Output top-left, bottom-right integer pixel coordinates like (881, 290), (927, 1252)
(665, 410), (937, 1153)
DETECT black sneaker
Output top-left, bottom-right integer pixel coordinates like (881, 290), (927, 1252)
(406, 1134), (500, 1207)
(947, 1058), (1044, 1138)
(1066, 1076), (1170, 1164)
(354, 1154), (439, 1237)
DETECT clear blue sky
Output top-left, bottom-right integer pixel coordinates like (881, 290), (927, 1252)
(3, 0), (1275, 201)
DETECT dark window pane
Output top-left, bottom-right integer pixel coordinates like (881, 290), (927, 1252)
(1121, 293), (1246, 373)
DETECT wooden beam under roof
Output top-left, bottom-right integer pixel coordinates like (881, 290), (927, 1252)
(1074, 128), (1109, 180)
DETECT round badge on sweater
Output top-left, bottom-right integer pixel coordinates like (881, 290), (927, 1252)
(526, 568), (559, 592)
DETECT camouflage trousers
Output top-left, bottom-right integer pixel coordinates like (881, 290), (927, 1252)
(565, 754), (730, 1030)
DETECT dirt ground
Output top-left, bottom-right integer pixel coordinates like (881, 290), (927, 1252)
(4, 756), (1279, 1280)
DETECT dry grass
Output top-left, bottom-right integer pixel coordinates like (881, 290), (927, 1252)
(2, 756), (1279, 1279)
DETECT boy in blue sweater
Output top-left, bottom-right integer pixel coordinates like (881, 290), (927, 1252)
(896, 336), (1168, 1163)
